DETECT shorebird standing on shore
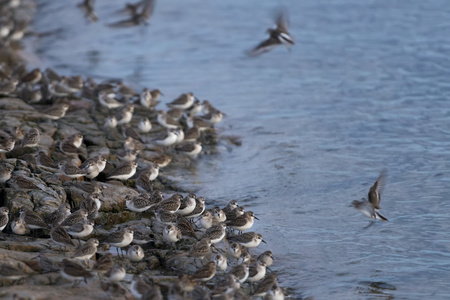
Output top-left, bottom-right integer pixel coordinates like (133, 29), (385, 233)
(21, 128), (40, 147)
(36, 151), (56, 169)
(58, 162), (86, 180)
(0, 137), (15, 155)
(127, 245), (144, 262)
(19, 207), (48, 230)
(0, 207), (9, 232)
(59, 133), (84, 155)
(41, 103), (70, 120)
(227, 232), (266, 248)
(138, 118), (152, 133)
(104, 228), (134, 256)
(167, 92), (195, 110)
(0, 164), (13, 183)
(107, 161), (138, 180)
(61, 259), (93, 287)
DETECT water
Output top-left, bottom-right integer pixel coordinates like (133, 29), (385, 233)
(27, 0), (450, 298)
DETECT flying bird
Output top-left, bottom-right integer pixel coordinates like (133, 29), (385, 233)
(108, 0), (155, 28)
(249, 10), (295, 56)
(351, 169), (389, 221)
(77, 0), (98, 23)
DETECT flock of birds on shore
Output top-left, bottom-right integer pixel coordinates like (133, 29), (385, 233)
(0, 58), (285, 300)
(0, 1), (394, 299)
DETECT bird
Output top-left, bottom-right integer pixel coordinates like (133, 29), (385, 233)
(21, 128), (40, 147)
(44, 203), (71, 226)
(60, 208), (89, 227)
(157, 193), (183, 213)
(175, 217), (198, 240)
(198, 210), (214, 230)
(185, 196), (206, 220)
(257, 250), (274, 267)
(7, 174), (42, 190)
(252, 273), (279, 298)
(135, 172), (153, 193)
(104, 264), (126, 282)
(227, 232), (266, 248)
(157, 111), (180, 129)
(77, 0), (99, 22)
(104, 228), (134, 255)
(67, 219), (95, 238)
(213, 254), (228, 272)
(264, 282), (285, 300)
(130, 274), (152, 299)
(167, 92), (194, 110)
(126, 193), (156, 212)
(0, 137), (15, 154)
(249, 10), (295, 56)
(200, 222), (226, 244)
(163, 224), (182, 245)
(175, 142), (202, 158)
(21, 68), (42, 84)
(226, 211), (258, 232)
(0, 164), (13, 184)
(41, 103), (70, 120)
(11, 218), (28, 235)
(72, 238), (99, 261)
(228, 262), (250, 284)
(351, 169), (389, 221)
(58, 162), (87, 179)
(152, 128), (178, 147)
(61, 259), (93, 287)
(127, 245), (144, 262)
(138, 118), (152, 133)
(175, 193), (197, 216)
(35, 151), (56, 169)
(191, 261), (216, 282)
(108, 0), (155, 28)
(154, 208), (178, 225)
(0, 78), (19, 95)
(107, 161), (138, 180)
(0, 207), (9, 232)
(94, 253), (115, 274)
(222, 200), (239, 215)
(228, 242), (244, 259)
(50, 225), (77, 249)
(19, 207), (48, 229)
(226, 206), (245, 221)
(115, 104), (134, 125)
(189, 238), (212, 260)
(247, 260), (267, 283)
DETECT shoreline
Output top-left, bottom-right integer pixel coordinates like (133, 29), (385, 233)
(0, 1), (286, 300)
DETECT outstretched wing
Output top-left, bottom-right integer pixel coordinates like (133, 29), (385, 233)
(368, 169), (387, 209)
(248, 36), (281, 56)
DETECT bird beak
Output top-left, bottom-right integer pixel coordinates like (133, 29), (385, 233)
(254, 216), (260, 220)
(262, 239), (267, 244)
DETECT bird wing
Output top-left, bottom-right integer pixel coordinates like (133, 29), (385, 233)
(140, 0), (155, 20)
(368, 169), (387, 209)
(248, 36), (281, 56)
(275, 10), (289, 33)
